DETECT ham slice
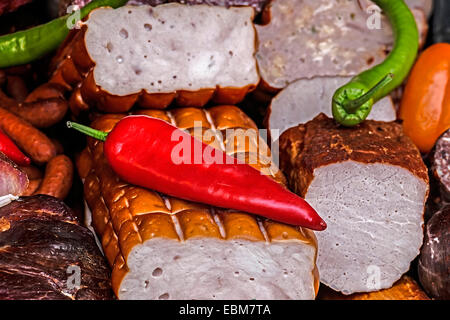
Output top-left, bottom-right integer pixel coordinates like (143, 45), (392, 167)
(266, 76), (397, 141)
(279, 114), (429, 294)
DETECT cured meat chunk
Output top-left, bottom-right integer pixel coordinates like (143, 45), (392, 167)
(0, 195), (113, 300)
(256, 0), (429, 90)
(280, 114), (429, 294)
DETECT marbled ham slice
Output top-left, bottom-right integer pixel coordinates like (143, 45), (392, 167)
(280, 114), (429, 294)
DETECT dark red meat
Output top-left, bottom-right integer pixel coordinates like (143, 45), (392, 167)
(0, 195), (114, 300)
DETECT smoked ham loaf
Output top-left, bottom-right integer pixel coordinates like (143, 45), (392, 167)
(279, 114), (429, 295)
(255, 0), (429, 91)
(0, 195), (113, 300)
(51, 4), (259, 113)
(266, 76), (397, 141)
(77, 105), (319, 300)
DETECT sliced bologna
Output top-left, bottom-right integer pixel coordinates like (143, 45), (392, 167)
(52, 4), (259, 113)
(266, 76), (397, 141)
(279, 114), (429, 294)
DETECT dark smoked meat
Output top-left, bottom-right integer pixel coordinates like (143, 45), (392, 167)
(431, 129), (450, 203)
(0, 195), (114, 300)
(418, 204), (450, 300)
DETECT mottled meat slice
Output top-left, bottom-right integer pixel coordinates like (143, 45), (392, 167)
(85, 4), (257, 95)
(279, 114), (429, 294)
(256, 0), (429, 90)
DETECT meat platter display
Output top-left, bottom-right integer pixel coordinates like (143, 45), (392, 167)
(0, 0), (448, 302)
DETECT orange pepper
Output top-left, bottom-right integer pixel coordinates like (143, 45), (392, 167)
(399, 43), (450, 153)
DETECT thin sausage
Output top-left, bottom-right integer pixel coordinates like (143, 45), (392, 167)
(51, 138), (64, 155)
(11, 98), (68, 128)
(0, 84), (68, 128)
(35, 155), (73, 200)
(0, 107), (56, 163)
(22, 178), (42, 196)
(6, 75), (28, 102)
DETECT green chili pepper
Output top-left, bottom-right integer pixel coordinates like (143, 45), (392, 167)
(0, 0), (128, 68)
(332, 0), (419, 127)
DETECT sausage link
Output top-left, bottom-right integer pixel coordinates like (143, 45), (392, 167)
(12, 98), (68, 128)
(35, 155), (73, 200)
(6, 75), (28, 102)
(22, 179), (42, 196)
(24, 83), (65, 102)
(51, 138), (64, 155)
(0, 107), (57, 163)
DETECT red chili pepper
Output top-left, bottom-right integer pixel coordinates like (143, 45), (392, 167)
(0, 129), (31, 166)
(67, 116), (326, 230)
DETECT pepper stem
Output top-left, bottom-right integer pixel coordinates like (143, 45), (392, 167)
(343, 73), (394, 113)
(67, 121), (108, 142)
